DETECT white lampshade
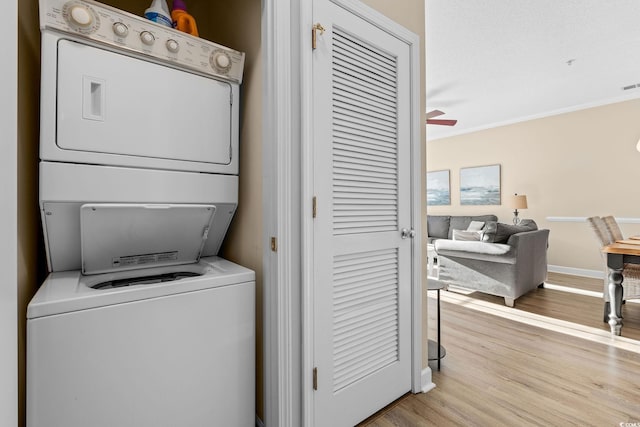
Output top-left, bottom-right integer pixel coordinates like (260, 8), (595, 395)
(636, 137), (640, 152)
(507, 194), (528, 209)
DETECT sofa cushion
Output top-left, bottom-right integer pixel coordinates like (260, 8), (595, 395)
(427, 215), (450, 239)
(483, 219), (538, 243)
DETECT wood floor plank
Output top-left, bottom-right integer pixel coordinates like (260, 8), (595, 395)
(357, 273), (640, 426)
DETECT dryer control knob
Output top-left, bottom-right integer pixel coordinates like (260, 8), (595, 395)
(113, 22), (129, 38)
(215, 52), (230, 69)
(210, 50), (232, 74)
(140, 31), (155, 46)
(69, 5), (93, 27)
(166, 39), (180, 53)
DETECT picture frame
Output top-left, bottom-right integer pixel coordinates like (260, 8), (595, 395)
(426, 169), (450, 206)
(460, 164), (501, 205)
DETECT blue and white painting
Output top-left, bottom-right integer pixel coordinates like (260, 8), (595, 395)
(426, 170), (450, 206)
(460, 164), (501, 205)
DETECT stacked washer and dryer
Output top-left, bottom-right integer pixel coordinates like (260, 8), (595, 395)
(27, 1), (255, 426)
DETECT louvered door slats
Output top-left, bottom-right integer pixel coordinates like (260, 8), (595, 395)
(323, 19), (406, 402)
(334, 97), (396, 124)
(333, 85), (397, 115)
(332, 72), (396, 104)
(333, 31), (396, 73)
(333, 106), (397, 134)
(331, 27), (399, 235)
(332, 246), (399, 392)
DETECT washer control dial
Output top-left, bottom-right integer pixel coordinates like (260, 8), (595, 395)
(140, 31), (155, 46)
(112, 22), (129, 38)
(70, 5), (91, 26)
(166, 39), (180, 53)
(210, 50), (232, 74)
(62, 1), (100, 34)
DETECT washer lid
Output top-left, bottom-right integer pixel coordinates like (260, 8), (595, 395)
(80, 203), (216, 275)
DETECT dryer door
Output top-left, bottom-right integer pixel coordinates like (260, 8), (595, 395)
(52, 39), (238, 173)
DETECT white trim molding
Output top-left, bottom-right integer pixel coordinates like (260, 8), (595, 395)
(1, 0), (17, 425)
(421, 368), (436, 393)
(548, 265), (603, 279)
(300, 0), (426, 424)
(325, 0), (429, 397)
(428, 92), (640, 141)
(546, 216), (640, 224)
(299, 0), (314, 425)
(262, 0), (301, 426)
(266, 1), (426, 426)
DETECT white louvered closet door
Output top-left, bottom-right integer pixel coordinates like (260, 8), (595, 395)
(312, 1), (412, 426)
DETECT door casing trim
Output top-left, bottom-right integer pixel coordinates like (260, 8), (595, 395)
(262, 0), (429, 426)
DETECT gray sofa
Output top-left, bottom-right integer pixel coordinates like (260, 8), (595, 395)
(427, 215), (549, 307)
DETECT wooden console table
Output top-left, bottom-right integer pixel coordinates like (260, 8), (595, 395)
(602, 241), (640, 335)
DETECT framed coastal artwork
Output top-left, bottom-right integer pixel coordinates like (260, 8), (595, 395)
(460, 164), (501, 205)
(426, 169), (450, 206)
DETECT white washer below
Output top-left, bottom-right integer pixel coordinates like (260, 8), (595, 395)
(26, 256), (255, 427)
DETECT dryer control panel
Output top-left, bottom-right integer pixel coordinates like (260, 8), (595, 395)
(39, 0), (245, 83)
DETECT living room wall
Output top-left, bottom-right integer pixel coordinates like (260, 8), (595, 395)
(426, 98), (640, 275)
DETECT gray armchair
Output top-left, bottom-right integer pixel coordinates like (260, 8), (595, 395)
(435, 229), (550, 307)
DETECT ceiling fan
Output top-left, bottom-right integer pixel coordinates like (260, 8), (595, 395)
(426, 109), (457, 126)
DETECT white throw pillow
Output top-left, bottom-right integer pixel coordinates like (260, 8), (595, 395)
(452, 229), (482, 241)
(467, 221), (485, 231)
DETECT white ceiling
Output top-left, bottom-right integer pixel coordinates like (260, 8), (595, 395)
(425, 0), (640, 140)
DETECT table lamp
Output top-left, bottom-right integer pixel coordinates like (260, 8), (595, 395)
(507, 193), (527, 225)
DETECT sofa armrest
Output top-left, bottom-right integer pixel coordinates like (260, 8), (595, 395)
(506, 229), (550, 255)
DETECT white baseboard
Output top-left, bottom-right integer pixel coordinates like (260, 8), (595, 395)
(548, 264), (603, 279)
(421, 367), (436, 393)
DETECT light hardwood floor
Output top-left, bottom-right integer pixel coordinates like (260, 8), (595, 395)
(358, 272), (640, 426)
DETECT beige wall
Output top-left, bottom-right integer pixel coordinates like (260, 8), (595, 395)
(192, 0), (265, 419)
(427, 98), (640, 273)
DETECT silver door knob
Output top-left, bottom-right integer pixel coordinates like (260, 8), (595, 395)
(401, 228), (416, 239)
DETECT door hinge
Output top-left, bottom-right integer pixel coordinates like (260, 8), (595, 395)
(312, 23), (325, 50)
(313, 367), (318, 390)
(271, 237), (277, 252)
(312, 196), (317, 218)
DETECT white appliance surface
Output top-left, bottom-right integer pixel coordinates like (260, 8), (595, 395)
(56, 39), (233, 166)
(39, 0), (245, 83)
(40, 162), (238, 272)
(80, 203), (215, 274)
(27, 257), (255, 427)
(32, 2), (253, 427)
(40, 30), (240, 174)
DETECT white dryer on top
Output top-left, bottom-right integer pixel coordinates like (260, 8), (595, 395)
(39, 0), (244, 175)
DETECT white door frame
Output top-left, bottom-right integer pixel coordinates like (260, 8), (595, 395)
(262, 1), (428, 425)
(1, 0), (18, 425)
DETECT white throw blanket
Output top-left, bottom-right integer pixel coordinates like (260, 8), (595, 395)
(434, 240), (511, 255)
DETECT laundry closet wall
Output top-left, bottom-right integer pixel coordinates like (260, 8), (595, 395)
(17, 2), (43, 426)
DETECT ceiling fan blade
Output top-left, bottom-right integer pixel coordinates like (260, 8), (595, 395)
(426, 109), (445, 119)
(426, 118), (457, 126)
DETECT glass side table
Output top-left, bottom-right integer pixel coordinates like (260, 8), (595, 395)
(427, 243), (437, 278)
(427, 278), (446, 370)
